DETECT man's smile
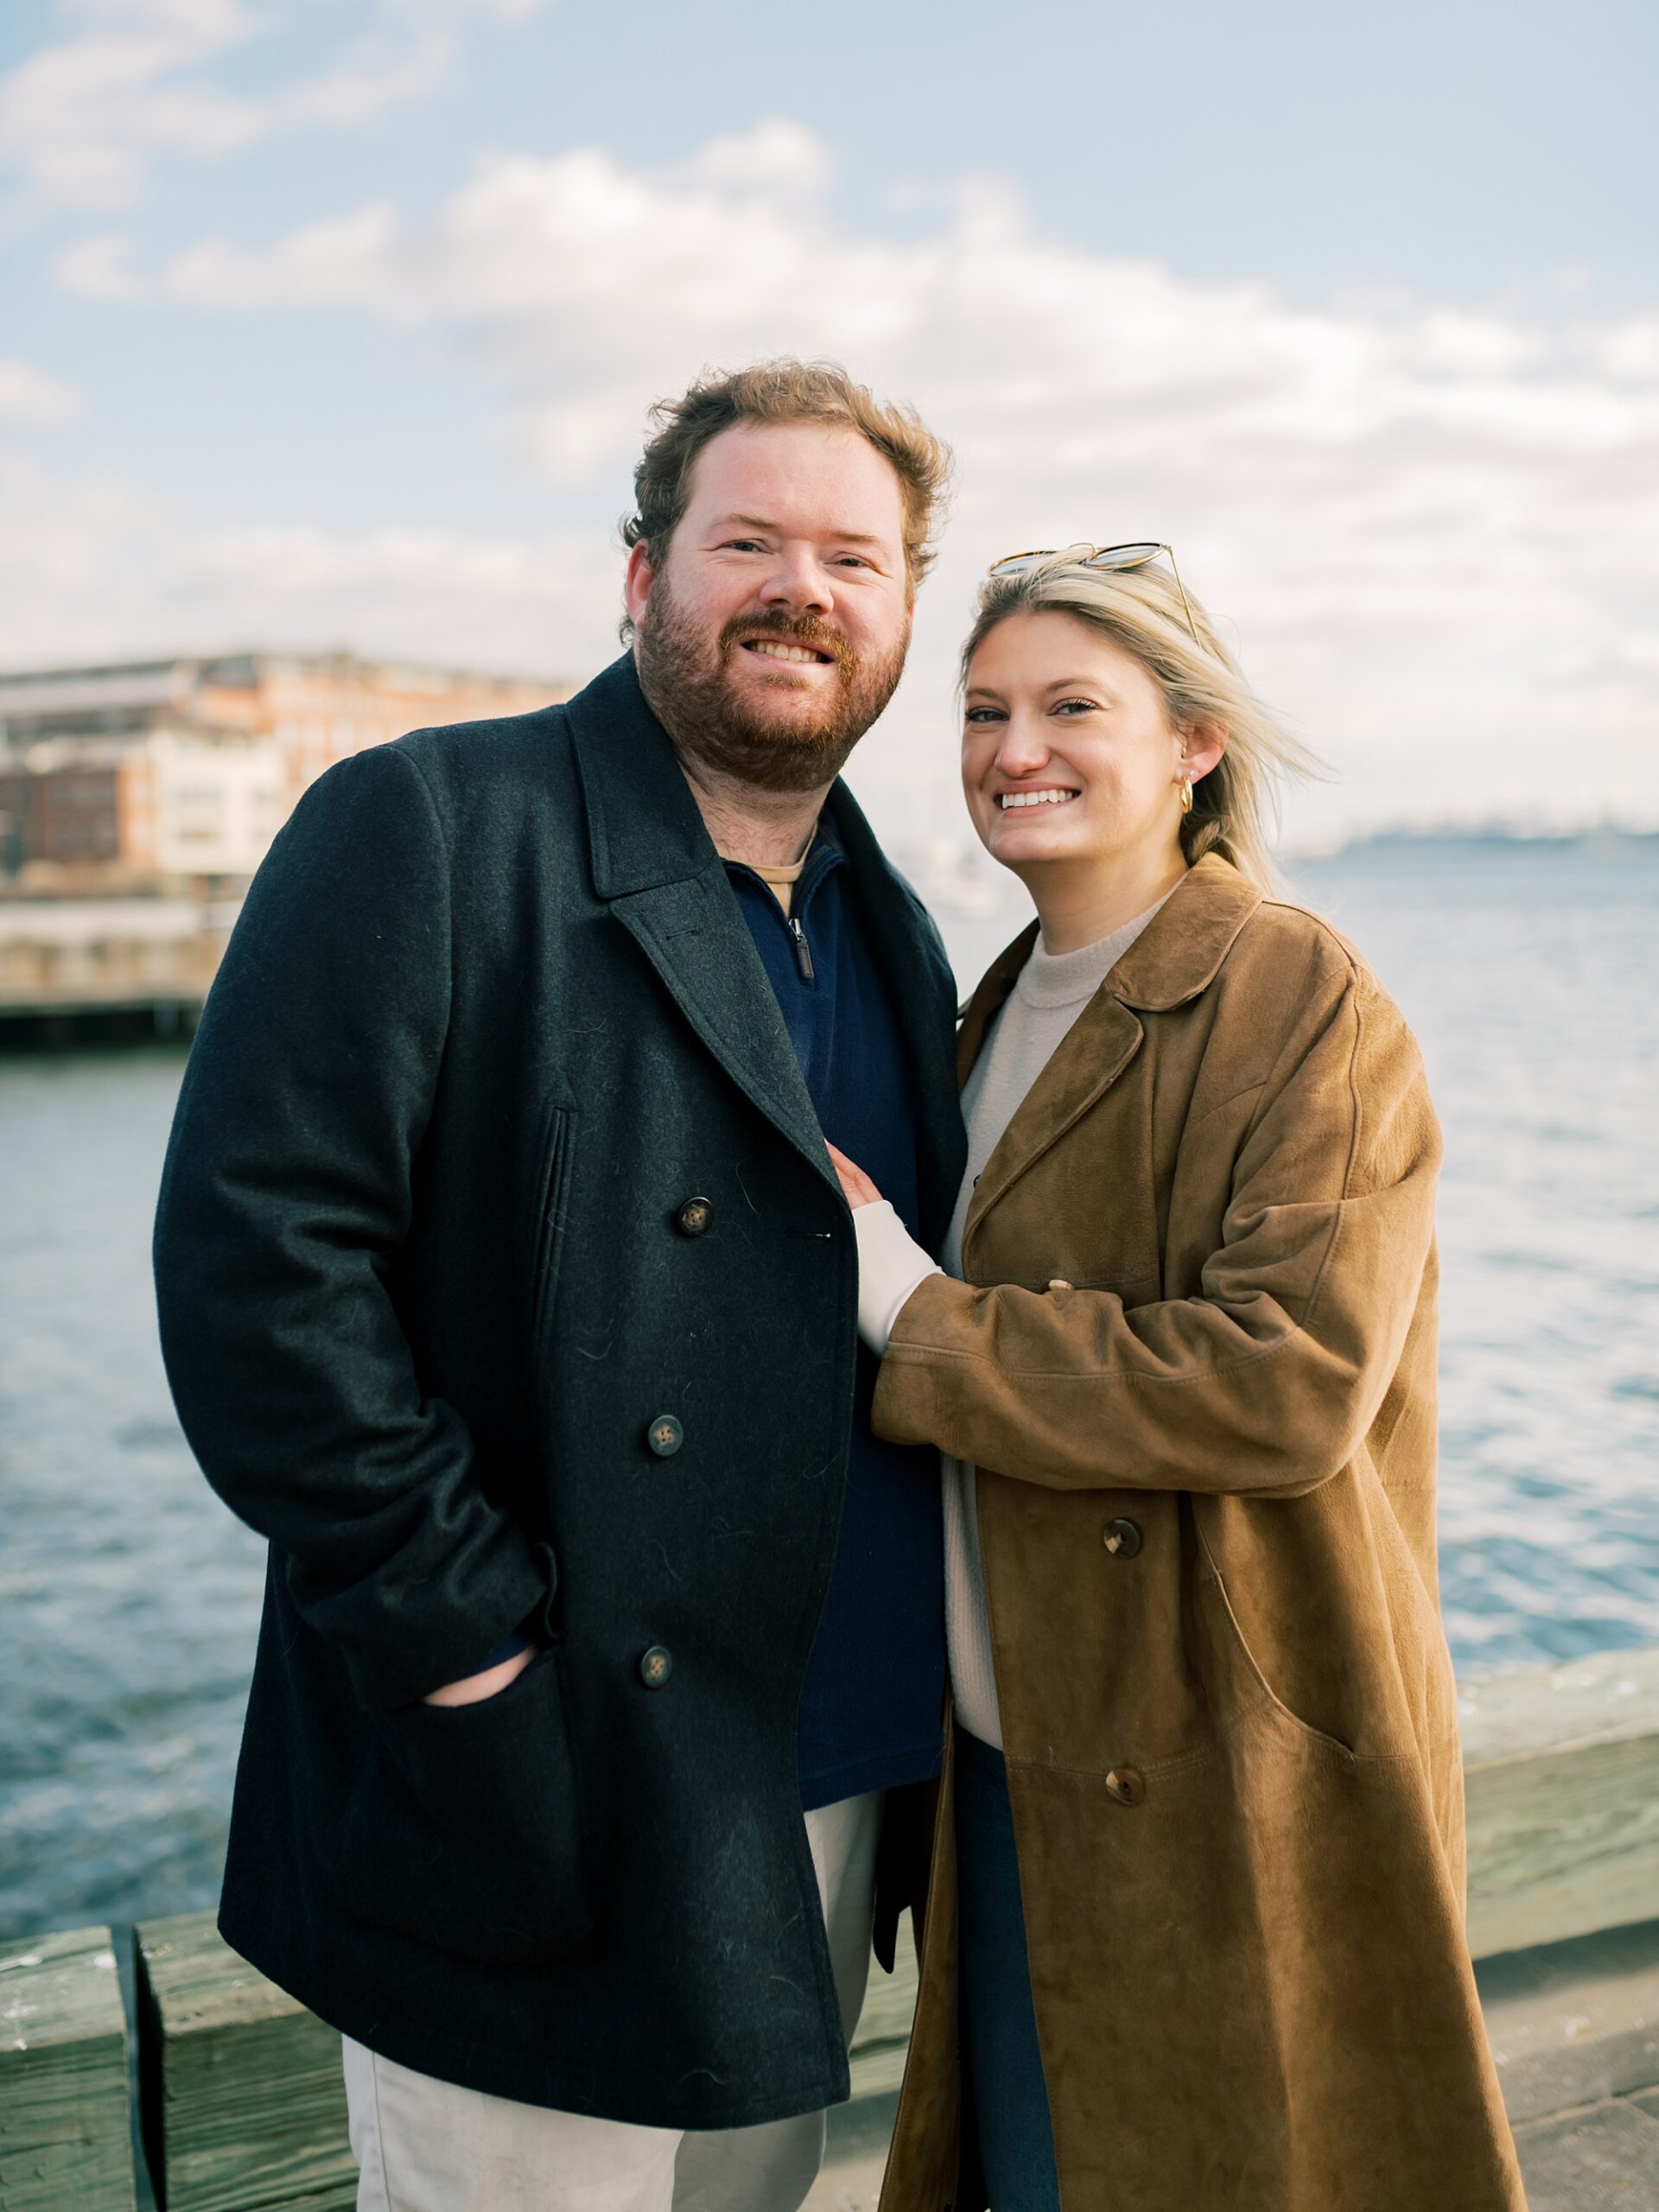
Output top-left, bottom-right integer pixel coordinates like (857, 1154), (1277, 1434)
(741, 638), (835, 666)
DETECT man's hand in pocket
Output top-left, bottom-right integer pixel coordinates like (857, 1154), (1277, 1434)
(423, 1643), (541, 1707)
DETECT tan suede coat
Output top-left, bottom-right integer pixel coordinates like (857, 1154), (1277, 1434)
(871, 855), (1524, 2212)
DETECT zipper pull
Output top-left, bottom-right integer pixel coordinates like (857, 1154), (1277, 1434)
(789, 917), (815, 981)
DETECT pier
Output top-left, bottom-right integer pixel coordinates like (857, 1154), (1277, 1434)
(0, 899), (231, 1040)
(3, 1645), (1659, 2209)
(0, 651), (574, 1043)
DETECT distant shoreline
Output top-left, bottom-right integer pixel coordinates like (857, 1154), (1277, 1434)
(1286, 824), (1659, 862)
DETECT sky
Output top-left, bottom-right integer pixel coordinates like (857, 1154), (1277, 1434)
(1, 0), (1656, 848)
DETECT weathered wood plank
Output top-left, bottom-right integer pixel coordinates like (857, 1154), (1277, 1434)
(136, 1914), (354, 2212)
(0, 1925), (137, 2212)
(1461, 1646), (1659, 1959)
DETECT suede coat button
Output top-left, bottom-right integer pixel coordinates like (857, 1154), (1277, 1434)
(639, 1646), (672, 1688)
(1105, 1766), (1147, 1806)
(676, 1198), (713, 1237)
(647, 1414), (683, 1457)
(1103, 1517), (1143, 1558)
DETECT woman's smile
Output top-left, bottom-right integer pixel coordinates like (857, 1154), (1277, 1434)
(996, 785), (1081, 809)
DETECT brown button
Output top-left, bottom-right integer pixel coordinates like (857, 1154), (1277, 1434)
(646, 1414), (683, 1457)
(676, 1197), (713, 1237)
(1102, 1517), (1142, 1559)
(1105, 1766), (1146, 1806)
(639, 1646), (672, 1688)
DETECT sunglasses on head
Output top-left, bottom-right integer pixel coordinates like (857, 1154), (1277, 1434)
(987, 541), (1198, 645)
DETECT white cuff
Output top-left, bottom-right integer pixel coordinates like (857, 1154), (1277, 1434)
(853, 1199), (943, 1355)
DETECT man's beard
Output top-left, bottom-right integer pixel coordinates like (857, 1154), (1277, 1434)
(634, 577), (909, 795)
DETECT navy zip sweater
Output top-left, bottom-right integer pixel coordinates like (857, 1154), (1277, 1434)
(724, 831), (947, 1810)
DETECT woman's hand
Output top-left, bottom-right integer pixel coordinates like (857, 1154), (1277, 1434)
(423, 1643), (540, 1707)
(827, 1141), (883, 1210)
(830, 1150), (945, 1354)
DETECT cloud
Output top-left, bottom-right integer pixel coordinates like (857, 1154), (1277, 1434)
(0, 0), (550, 218)
(135, 129), (1659, 476)
(0, 359), (81, 423)
(14, 121), (1659, 836)
(0, 449), (606, 677)
(52, 230), (145, 296)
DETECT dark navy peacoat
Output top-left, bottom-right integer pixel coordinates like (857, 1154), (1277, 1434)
(152, 653), (965, 2128)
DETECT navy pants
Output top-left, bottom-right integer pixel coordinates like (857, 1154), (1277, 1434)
(954, 1728), (1062, 2211)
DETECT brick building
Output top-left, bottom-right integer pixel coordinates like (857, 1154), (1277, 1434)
(0, 652), (567, 893)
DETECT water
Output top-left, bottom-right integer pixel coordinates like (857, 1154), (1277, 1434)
(2, 837), (1656, 1942)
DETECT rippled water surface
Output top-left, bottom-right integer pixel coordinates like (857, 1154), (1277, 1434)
(2, 836), (1656, 1940)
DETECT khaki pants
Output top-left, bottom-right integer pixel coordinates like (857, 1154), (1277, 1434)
(343, 1790), (883, 2212)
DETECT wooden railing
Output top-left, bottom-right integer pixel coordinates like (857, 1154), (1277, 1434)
(4, 1644), (1658, 2210)
(1461, 1643), (1659, 1960)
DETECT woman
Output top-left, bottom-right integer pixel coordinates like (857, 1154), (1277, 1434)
(829, 547), (1524, 2212)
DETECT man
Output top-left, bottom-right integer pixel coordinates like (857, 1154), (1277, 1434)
(153, 359), (965, 2212)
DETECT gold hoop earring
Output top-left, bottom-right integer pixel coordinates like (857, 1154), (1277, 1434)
(1179, 776), (1195, 815)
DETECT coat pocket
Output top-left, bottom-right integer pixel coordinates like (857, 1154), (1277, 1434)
(529, 1102), (576, 1371)
(337, 1646), (595, 1965)
(1195, 1560), (1360, 1765)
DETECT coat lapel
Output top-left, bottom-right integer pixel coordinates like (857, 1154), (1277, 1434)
(957, 921), (1036, 1084)
(961, 992), (1147, 1268)
(566, 656), (834, 1184)
(957, 856), (1263, 1267)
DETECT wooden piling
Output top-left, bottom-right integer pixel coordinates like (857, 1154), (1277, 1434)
(0, 1925), (136, 2212)
(135, 1914), (354, 2212)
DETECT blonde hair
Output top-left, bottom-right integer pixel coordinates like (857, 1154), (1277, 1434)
(621, 359), (951, 625)
(960, 551), (1319, 891)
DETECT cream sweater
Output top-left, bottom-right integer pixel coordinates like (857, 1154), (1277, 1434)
(936, 896), (1171, 1746)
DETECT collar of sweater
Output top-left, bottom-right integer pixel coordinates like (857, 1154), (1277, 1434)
(1014, 887), (1177, 1012)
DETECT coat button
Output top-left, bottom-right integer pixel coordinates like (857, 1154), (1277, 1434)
(1102, 1516), (1142, 1558)
(1105, 1766), (1146, 1806)
(1047, 1277), (1073, 1291)
(646, 1414), (683, 1457)
(639, 1646), (672, 1688)
(676, 1197), (713, 1237)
